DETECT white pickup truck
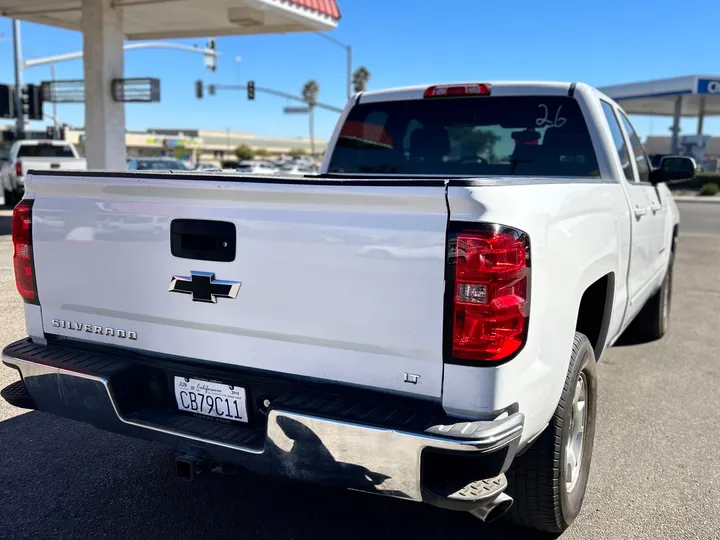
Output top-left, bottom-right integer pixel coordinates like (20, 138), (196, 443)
(1, 82), (695, 533)
(1, 139), (87, 206)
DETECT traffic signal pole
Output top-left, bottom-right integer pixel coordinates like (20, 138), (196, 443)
(23, 42), (220, 69)
(12, 19), (25, 139)
(210, 83), (344, 114)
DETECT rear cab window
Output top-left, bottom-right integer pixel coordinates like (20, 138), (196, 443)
(17, 144), (75, 158)
(328, 95), (600, 177)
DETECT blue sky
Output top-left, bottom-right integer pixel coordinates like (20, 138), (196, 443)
(1, 0), (719, 141)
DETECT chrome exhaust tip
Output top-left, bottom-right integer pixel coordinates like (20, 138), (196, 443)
(469, 492), (513, 523)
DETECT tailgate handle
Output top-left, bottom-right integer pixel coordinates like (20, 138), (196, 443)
(171, 219), (236, 262)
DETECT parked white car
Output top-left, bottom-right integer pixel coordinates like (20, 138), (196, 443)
(2, 81), (694, 533)
(235, 160), (278, 174)
(127, 157), (191, 171)
(1, 140), (86, 205)
(278, 162), (317, 176)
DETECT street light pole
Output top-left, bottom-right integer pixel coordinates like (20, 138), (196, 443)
(346, 45), (352, 100)
(12, 19), (25, 139)
(2, 28), (60, 135)
(315, 32), (352, 100)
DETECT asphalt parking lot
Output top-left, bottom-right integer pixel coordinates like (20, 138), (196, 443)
(0, 201), (719, 540)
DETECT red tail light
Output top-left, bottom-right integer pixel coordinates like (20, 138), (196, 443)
(15, 161), (23, 177)
(424, 84), (492, 98)
(448, 225), (529, 362)
(12, 200), (38, 303)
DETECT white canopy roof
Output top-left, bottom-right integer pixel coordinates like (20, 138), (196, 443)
(0, 0), (340, 40)
(599, 75), (720, 117)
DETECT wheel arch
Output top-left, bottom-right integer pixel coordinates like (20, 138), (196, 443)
(575, 272), (615, 360)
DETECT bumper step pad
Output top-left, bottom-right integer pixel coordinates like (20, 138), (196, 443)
(448, 475), (507, 503)
(422, 474), (507, 512)
(1, 379), (37, 410)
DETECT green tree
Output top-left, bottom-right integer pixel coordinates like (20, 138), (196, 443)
(302, 80), (320, 156)
(254, 148), (273, 158)
(289, 148), (308, 158)
(352, 66), (371, 93)
(234, 144), (255, 161)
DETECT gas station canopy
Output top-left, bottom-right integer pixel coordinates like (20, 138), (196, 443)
(0, 0), (342, 170)
(599, 75), (720, 117)
(0, 0), (341, 38)
(599, 75), (720, 153)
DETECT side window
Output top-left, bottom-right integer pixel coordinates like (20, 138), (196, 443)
(600, 101), (634, 182)
(619, 113), (650, 184)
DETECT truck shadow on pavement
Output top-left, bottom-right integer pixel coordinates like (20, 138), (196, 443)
(0, 411), (556, 540)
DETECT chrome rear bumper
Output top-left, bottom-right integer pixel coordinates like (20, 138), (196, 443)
(3, 341), (523, 506)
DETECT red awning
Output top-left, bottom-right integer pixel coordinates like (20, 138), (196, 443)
(288, 0), (342, 20)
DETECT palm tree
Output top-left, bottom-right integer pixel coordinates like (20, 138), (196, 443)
(352, 66), (371, 93)
(302, 80), (320, 156)
(302, 80), (319, 107)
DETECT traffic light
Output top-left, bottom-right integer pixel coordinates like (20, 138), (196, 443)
(204, 38), (217, 72)
(208, 84), (216, 96)
(22, 84), (44, 120)
(247, 80), (255, 100)
(195, 79), (203, 99)
(0, 84), (14, 119)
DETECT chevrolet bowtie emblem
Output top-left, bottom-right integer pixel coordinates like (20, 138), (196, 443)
(169, 271), (241, 303)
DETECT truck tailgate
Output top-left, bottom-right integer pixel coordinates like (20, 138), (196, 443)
(28, 173), (449, 398)
(24, 158), (87, 174)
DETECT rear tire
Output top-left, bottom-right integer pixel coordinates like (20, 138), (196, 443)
(3, 189), (14, 207)
(504, 332), (597, 533)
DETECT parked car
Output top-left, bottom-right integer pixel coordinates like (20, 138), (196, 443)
(2, 81), (695, 534)
(278, 162), (317, 175)
(194, 162), (221, 171)
(127, 157), (191, 171)
(235, 160), (278, 174)
(1, 140), (86, 205)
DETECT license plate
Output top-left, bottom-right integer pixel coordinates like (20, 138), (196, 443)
(174, 376), (248, 423)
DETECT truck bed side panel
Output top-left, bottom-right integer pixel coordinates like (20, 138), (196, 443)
(444, 180), (630, 442)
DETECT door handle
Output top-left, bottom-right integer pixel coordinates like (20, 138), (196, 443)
(649, 202), (662, 214)
(171, 219), (236, 262)
(634, 206), (648, 218)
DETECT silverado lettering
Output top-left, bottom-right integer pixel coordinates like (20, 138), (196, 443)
(51, 319), (137, 340)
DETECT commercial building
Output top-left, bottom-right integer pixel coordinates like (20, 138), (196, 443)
(644, 135), (720, 171)
(1, 123), (328, 164)
(66, 127), (327, 164)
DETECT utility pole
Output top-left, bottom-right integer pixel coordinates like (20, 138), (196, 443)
(12, 19), (25, 139)
(50, 64), (58, 135)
